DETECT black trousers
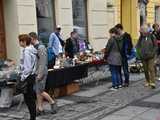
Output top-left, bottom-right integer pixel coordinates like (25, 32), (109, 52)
(23, 75), (36, 120)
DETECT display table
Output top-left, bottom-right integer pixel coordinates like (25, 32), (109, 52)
(0, 79), (16, 108)
(45, 63), (88, 90)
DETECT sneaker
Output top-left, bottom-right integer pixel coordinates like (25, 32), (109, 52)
(119, 85), (123, 88)
(36, 110), (45, 116)
(51, 103), (58, 114)
(110, 87), (118, 91)
(123, 84), (129, 87)
(150, 83), (156, 89)
(144, 83), (150, 87)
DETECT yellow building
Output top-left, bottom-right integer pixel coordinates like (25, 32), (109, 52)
(0, 0), (160, 63)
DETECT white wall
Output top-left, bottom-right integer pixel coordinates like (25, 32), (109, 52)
(3, 0), (37, 63)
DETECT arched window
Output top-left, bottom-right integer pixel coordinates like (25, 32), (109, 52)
(36, 0), (55, 46)
(72, 0), (88, 41)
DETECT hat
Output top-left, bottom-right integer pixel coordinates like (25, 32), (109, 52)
(56, 25), (61, 28)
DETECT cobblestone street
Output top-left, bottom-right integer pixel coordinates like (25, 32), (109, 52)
(0, 73), (160, 120)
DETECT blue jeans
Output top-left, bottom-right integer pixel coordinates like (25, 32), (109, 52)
(122, 59), (129, 85)
(109, 65), (122, 88)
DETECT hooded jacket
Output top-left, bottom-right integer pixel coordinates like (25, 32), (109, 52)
(20, 45), (37, 81)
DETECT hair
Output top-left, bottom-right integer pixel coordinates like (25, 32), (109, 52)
(71, 31), (78, 36)
(152, 23), (159, 29)
(115, 24), (123, 30)
(18, 34), (31, 46)
(29, 32), (38, 40)
(109, 27), (119, 35)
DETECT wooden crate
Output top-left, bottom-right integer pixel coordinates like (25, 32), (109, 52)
(59, 82), (80, 96)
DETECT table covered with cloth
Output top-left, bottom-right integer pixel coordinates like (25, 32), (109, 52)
(45, 63), (88, 90)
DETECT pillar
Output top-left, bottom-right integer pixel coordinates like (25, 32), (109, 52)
(121, 0), (140, 43)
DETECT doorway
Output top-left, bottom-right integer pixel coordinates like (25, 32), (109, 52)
(0, 0), (6, 58)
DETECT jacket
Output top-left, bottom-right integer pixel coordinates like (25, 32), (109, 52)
(136, 34), (157, 60)
(48, 32), (63, 56)
(34, 42), (48, 81)
(65, 37), (79, 58)
(20, 45), (37, 81)
(105, 36), (122, 66)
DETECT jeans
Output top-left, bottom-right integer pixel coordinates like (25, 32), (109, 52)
(122, 59), (129, 85)
(109, 65), (122, 88)
(23, 75), (36, 120)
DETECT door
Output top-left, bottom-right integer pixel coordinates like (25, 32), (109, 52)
(0, 0), (6, 58)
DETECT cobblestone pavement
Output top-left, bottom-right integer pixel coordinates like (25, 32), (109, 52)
(0, 73), (160, 120)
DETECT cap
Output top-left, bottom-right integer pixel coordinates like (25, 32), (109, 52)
(56, 25), (61, 28)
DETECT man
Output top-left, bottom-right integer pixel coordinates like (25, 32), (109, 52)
(65, 31), (79, 58)
(29, 32), (57, 115)
(48, 26), (64, 68)
(115, 24), (133, 87)
(152, 23), (160, 55)
(136, 25), (157, 89)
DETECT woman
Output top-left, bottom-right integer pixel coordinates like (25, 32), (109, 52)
(104, 28), (123, 90)
(18, 34), (37, 120)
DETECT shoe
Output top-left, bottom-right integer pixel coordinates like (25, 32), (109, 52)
(150, 83), (156, 89)
(51, 103), (58, 114)
(123, 84), (129, 87)
(36, 110), (45, 116)
(144, 83), (150, 87)
(110, 87), (118, 91)
(119, 85), (123, 88)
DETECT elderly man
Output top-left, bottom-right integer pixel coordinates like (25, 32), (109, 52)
(136, 25), (157, 89)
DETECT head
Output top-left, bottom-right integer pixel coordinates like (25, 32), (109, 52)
(115, 24), (124, 35)
(147, 23), (151, 27)
(29, 32), (38, 45)
(18, 34), (31, 48)
(139, 25), (149, 36)
(70, 31), (79, 39)
(152, 23), (159, 32)
(109, 27), (119, 37)
(55, 25), (61, 33)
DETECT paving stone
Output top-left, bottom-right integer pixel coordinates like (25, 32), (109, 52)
(113, 106), (150, 117)
(73, 83), (112, 97)
(137, 109), (160, 120)
(100, 115), (133, 120)
(143, 93), (160, 103)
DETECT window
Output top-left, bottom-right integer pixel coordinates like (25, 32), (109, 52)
(155, 6), (160, 23)
(72, 0), (88, 41)
(36, 0), (55, 46)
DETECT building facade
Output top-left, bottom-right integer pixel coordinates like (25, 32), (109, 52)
(0, 0), (160, 63)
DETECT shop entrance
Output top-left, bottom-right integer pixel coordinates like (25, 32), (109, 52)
(0, 0), (6, 58)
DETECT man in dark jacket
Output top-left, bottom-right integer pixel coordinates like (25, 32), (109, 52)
(136, 25), (157, 89)
(152, 23), (160, 55)
(115, 24), (133, 87)
(65, 31), (79, 58)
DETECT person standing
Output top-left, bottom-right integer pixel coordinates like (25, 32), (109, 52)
(136, 25), (157, 89)
(65, 31), (79, 58)
(152, 23), (160, 55)
(104, 28), (123, 90)
(18, 34), (37, 120)
(29, 32), (57, 115)
(48, 26), (64, 68)
(115, 24), (133, 87)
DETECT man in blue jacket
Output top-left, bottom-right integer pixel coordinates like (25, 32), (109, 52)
(115, 24), (133, 87)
